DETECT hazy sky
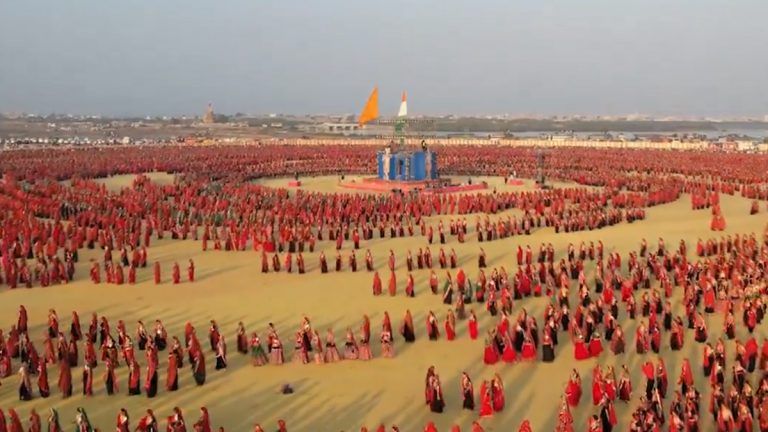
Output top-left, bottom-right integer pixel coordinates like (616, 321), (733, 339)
(1, 1), (767, 117)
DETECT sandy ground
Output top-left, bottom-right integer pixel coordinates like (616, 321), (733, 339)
(255, 175), (582, 196)
(1, 174), (767, 431)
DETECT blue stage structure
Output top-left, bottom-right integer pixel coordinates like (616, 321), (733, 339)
(377, 149), (438, 182)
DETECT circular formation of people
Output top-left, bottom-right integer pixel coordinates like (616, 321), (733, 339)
(0, 143), (767, 431)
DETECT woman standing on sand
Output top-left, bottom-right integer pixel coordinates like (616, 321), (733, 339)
(18, 364), (33, 401)
(136, 409), (158, 432)
(166, 350), (179, 392)
(461, 372), (475, 411)
(145, 340), (159, 398)
(236, 323), (248, 355)
(311, 330), (324, 364)
(74, 408), (93, 432)
(104, 359), (119, 395)
(292, 332), (308, 364)
(250, 333), (268, 366)
(47, 408), (62, 432)
(359, 316), (372, 360)
(426, 311), (440, 341)
(215, 336), (227, 370)
(192, 350), (206, 386)
(58, 357), (72, 398)
(319, 251), (328, 273)
(269, 333), (284, 365)
(344, 328), (359, 360)
(116, 408), (129, 432)
(193, 408), (211, 432)
(400, 310), (416, 343)
(128, 358), (141, 395)
(167, 407), (186, 432)
(380, 326), (394, 358)
(324, 329), (341, 363)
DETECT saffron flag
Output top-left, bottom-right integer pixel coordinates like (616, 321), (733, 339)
(358, 87), (379, 126)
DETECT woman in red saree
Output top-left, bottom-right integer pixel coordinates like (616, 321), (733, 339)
(479, 380), (494, 417)
(193, 349), (206, 386)
(151, 261), (161, 284)
(188, 259), (195, 282)
(617, 365), (632, 402)
(128, 358), (141, 395)
(172, 262), (181, 284)
(81, 364), (93, 396)
(236, 322), (248, 355)
(167, 407), (186, 432)
(372, 272), (382, 296)
(47, 409), (62, 432)
(103, 358), (118, 395)
(588, 333), (603, 357)
(445, 311), (456, 341)
(592, 367), (604, 406)
(424, 366), (435, 405)
(167, 350), (179, 391)
(388, 271), (397, 296)
(468, 310), (479, 340)
(193, 408), (212, 432)
(405, 274), (415, 297)
(27, 409), (41, 432)
(492, 374), (505, 412)
(58, 359), (72, 398)
(38, 360), (50, 397)
(136, 410), (158, 432)
(145, 342), (159, 397)
(484, 333), (499, 365)
(521, 334), (537, 361)
(573, 332), (590, 361)
(116, 408), (129, 432)
(7, 410), (23, 432)
(426, 311), (440, 341)
(565, 370), (582, 407)
(461, 372), (475, 411)
(501, 334), (517, 363)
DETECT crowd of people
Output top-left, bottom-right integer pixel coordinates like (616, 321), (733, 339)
(1, 143), (768, 430)
(0, 405), (290, 432)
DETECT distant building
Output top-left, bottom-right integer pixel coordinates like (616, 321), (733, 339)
(297, 122), (393, 136)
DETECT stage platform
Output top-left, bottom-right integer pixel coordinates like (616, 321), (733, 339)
(339, 177), (488, 194)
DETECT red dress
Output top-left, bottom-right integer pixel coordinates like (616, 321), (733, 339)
(566, 379), (582, 406)
(445, 322), (456, 341)
(589, 338), (603, 357)
(592, 380), (602, 406)
(493, 387), (505, 412)
(521, 342), (536, 360)
(483, 344), (499, 365)
(479, 383), (493, 417)
(574, 340), (590, 360)
(172, 264), (180, 284)
(502, 344), (517, 363)
(468, 319), (478, 340)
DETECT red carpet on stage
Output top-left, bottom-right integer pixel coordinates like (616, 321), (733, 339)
(287, 180), (301, 187)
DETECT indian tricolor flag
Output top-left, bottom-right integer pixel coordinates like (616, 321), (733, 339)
(397, 91), (407, 118)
